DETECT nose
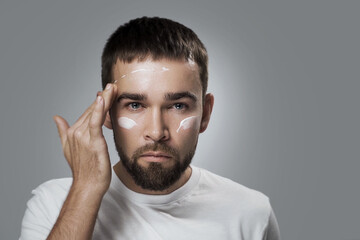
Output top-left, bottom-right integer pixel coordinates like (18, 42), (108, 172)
(144, 108), (169, 142)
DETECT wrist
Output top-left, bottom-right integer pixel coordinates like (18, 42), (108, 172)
(70, 180), (109, 200)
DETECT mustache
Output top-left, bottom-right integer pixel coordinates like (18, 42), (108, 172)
(132, 143), (179, 160)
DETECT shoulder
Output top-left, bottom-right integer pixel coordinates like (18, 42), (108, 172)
(193, 167), (278, 237)
(197, 167), (269, 201)
(32, 178), (72, 197)
(26, 177), (72, 212)
(19, 178), (72, 240)
(30, 178), (72, 208)
(195, 166), (272, 219)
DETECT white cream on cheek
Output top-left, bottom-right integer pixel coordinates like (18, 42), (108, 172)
(176, 116), (199, 133)
(118, 117), (137, 129)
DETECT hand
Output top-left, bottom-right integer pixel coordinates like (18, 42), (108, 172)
(53, 83), (118, 194)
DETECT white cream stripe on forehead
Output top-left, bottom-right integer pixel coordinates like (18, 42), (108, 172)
(117, 66), (170, 80)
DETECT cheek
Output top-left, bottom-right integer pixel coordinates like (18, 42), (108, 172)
(118, 117), (137, 129)
(115, 116), (140, 153)
(176, 116), (201, 133)
(115, 115), (201, 142)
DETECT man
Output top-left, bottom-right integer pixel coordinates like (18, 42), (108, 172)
(20, 17), (280, 240)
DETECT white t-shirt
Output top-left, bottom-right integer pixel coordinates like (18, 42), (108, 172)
(19, 165), (280, 240)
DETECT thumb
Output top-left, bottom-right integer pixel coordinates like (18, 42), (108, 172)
(53, 115), (69, 147)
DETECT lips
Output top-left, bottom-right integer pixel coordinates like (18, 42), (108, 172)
(141, 151), (172, 158)
(140, 151), (172, 163)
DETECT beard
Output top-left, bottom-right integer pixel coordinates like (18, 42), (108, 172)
(114, 139), (197, 191)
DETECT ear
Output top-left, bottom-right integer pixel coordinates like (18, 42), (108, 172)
(104, 111), (113, 129)
(199, 93), (214, 133)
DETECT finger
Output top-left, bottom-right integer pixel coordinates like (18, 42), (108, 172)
(110, 84), (118, 108)
(102, 84), (118, 114)
(76, 87), (112, 136)
(74, 85), (116, 129)
(72, 90), (105, 128)
(89, 96), (104, 139)
(53, 115), (70, 147)
(74, 107), (93, 137)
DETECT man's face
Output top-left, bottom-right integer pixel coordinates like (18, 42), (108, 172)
(108, 58), (207, 191)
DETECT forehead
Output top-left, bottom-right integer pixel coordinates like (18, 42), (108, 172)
(112, 59), (202, 96)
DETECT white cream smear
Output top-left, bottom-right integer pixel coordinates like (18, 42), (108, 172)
(118, 117), (137, 129)
(119, 66), (170, 79)
(176, 116), (199, 133)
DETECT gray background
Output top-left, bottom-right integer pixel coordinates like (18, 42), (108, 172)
(0, 0), (359, 239)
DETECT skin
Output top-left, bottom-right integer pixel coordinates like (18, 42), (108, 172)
(50, 58), (214, 239)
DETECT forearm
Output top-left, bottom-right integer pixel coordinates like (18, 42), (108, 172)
(47, 185), (105, 240)
(48, 85), (116, 239)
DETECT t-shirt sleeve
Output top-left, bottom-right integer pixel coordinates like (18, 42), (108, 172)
(262, 208), (281, 240)
(19, 179), (71, 240)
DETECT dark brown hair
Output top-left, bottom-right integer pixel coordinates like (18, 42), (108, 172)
(101, 16), (208, 97)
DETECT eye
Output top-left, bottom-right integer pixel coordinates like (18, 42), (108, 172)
(173, 103), (186, 110)
(128, 102), (142, 110)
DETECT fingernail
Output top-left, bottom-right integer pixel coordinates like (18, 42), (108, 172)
(97, 96), (103, 104)
(105, 84), (111, 90)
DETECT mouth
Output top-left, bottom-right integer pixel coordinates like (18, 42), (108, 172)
(140, 151), (172, 163)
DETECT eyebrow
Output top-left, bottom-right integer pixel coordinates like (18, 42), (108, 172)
(117, 91), (198, 103)
(165, 91), (197, 102)
(117, 93), (147, 102)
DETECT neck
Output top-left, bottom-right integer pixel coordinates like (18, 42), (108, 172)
(113, 161), (192, 195)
